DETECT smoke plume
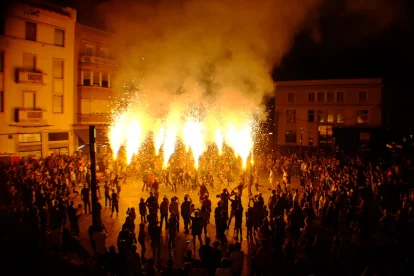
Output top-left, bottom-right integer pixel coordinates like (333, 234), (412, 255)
(95, 0), (321, 117)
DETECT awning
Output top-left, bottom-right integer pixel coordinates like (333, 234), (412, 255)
(75, 129), (108, 145)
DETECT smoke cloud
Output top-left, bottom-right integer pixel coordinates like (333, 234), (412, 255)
(95, 0), (322, 118)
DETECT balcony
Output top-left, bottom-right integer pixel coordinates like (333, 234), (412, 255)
(77, 113), (109, 125)
(80, 55), (117, 67)
(15, 108), (46, 124)
(78, 85), (114, 100)
(17, 70), (44, 84)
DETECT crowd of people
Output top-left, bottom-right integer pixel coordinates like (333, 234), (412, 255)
(1, 145), (414, 275)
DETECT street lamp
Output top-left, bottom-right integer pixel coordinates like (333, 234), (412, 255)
(300, 126), (303, 159)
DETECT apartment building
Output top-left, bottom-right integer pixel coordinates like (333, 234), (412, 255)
(73, 23), (118, 149)
(274, 79), (382, 149)
(0, 1), (76, 158)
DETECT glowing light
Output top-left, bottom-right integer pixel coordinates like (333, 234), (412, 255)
(109, 113), (127, 159)
(237, 122), (254, 170)
(215, 128), (224, 156)
(125, 117), (142, 164)
(250, 152), (254, 165)
(154, 126), (165, 155)
(183, 118), (205, 169)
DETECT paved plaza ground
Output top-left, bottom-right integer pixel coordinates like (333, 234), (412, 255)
(72, 171), (301, 272)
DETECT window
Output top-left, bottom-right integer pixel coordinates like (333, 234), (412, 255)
(23, 91), (36, 109)
(85, 45), (95, 56)
(288, 93), (294, 103)
(25, 22), (37, 41)
(83, 70), (91, 85)
(327, 110), (334, 123)
(93, 72), (100, 86)
(317, 92), (324, 102)
(308, 131), (313, 146)
(357, 110), (368, 123)
(285, 131), (297, 144)
(327, 92), (334, 102)
(286, 110), (296, 123)
(52, 59), (64, 113)
(337, 110), (344, 123)
(359, 91), (367, 102)
(308, 110), (315, 123)
(102, 73), (109, 87)
(308, 92), (315, 102)
(0, 91), (3, 112)
(54, 29), (65, 46)
(0, 51), (3, 72)
(23, 53), (36, 71)
(48, 132), (69, 141)
(318, 125), (333, 143)
(53, 59), (63, 79)
(317, 110), (324, 123)
(337, 92), (344, 102)
(99, 47), (109, 58)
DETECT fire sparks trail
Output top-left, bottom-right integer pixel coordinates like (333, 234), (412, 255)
(215, 129), (224, 156)
(154, 126), (165, 156)
(183, 119), (205, 169)
(108, 93), (258, 170)
(125, 117), (142, 164)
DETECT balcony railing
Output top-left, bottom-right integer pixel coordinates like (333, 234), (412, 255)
(80, 55), (117, 67)
(15, 108), (45, 123)
(17, 70), (44, 84)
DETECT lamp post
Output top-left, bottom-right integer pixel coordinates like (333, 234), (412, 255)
(89, 125), (98, 227)
(300, 126), (303, 159)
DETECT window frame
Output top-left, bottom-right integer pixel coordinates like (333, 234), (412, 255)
(287, 92), (294, 103)
(317, 92), (324, 102)
(308, 110), (315, 123)
(357, 110), (369, 124)
(23, 90), (36, 109)
(359, 91), (367, 102)
(327, 92), (334, 102)
(286, 110), (296, 123)
(285, 130), (297, 144)
(52, 58), (64, 113)
(25, 21), (37, 41)
(0, 91), (3, 112)
(308, 92), (315, 102)
(54, 28), (65, 47)
(337, 91), (344, 102)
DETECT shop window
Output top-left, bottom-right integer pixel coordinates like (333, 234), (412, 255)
(285, 131), (297, 143)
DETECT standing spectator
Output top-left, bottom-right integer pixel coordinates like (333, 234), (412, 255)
(111, 189), (119, 217)
(230, 242), (244, 276)
(81, 185), (91, 214)
(139, 198), (147, 223)
(190, 210), (203, 251)
(160, 196), (169, 230)
(104, 181), (111, 207)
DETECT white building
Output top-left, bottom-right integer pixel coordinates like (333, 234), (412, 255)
(0, 1), (76, 158)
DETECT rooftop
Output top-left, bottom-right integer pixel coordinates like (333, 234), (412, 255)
(275, 78), (382, 87)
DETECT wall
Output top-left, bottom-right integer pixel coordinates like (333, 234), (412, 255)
(274, 79), (382, 147)
(0, 3), (76, 157)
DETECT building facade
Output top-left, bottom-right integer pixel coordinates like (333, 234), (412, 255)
(73, 23), (118, 150)
(274, 79), (382, 149)
(0, 2), (76, 158)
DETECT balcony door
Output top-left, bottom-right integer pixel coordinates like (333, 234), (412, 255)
(23, 91), (36, 109)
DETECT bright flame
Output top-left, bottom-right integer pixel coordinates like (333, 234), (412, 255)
(238, 123), (254, 170)
(250, 152), (254, 165)
(183, 119), (205, 169)
(125, 117), (142, 164)
(215, 129), (224, 156)
(154, 126), (165, 155)
(109, 113), (127, 159)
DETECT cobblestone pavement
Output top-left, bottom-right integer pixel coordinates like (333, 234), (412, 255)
(71, 171), (300, 273)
